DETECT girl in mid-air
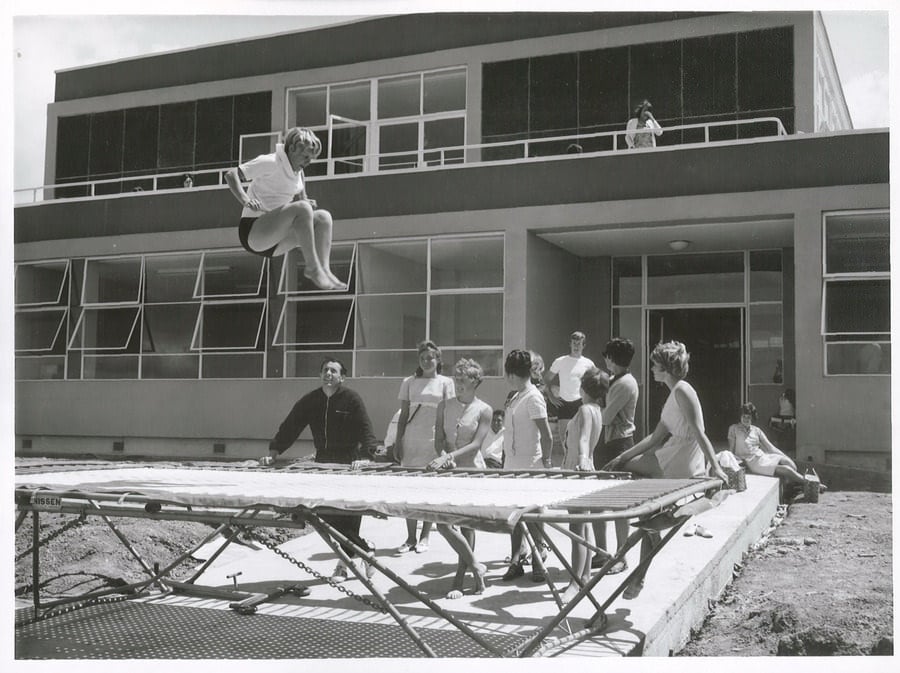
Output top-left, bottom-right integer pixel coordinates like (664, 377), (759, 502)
(225, 127), (345, 290)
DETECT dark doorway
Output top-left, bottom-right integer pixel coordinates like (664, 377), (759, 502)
(647, 308), (743, 445)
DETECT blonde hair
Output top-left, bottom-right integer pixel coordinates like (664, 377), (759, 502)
(284, 127), (322, 159)
(453, 358), (484, 387)
(650, 340), (690, 379)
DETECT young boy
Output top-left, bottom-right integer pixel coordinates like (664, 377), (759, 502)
(479, 409), (505, 469)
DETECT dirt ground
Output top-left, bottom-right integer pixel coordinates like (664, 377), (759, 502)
(15, 479), (893, 657)
(678, 490), (893, 656)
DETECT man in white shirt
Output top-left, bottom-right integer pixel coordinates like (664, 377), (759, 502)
(546, 331), (596, 451)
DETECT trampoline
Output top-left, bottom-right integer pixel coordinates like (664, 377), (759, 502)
(16, 462), (721, 658)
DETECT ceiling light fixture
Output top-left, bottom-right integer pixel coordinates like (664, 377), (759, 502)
(668, 239), (691, 252)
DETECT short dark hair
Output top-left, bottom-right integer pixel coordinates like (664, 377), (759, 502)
(740, 402), (758, 421)
(492, 409), (505, 419)
(320, 358), (347, 377)
(504, 349), (532, 379)
(414, 340), (443, 376)
(603, 338), (635, 368)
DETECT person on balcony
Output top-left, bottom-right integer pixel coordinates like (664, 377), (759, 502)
(225, 127), (345, 291)
(625, 100), (663, 149)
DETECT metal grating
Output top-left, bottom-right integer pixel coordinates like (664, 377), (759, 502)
(555, 478), (716, 512)
(15, 601), (522, 659)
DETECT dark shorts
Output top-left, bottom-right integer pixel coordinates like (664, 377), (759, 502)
(554, 398), (583, 420)
(594, 435), (634, 471)
(239, 217), (277, 258)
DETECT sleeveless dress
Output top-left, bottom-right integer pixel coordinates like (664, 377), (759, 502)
(442, 397), (492, 467)
(563, 403), (603, 470)
(398, 374), (455, 467)
(654, 381), (707, 478)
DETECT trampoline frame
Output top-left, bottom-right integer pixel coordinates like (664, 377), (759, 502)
(15, 463), (721, 658)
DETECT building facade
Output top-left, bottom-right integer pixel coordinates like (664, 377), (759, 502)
(14, 12), (890, 469)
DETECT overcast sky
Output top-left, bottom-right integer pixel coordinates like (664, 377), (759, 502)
(6, 2), (893, 191)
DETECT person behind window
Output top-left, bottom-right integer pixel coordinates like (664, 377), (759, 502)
(225, 127), (345, 290)
(625, 99), (663, 149)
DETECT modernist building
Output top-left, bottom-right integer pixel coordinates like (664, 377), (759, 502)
(14, 12), (889, 470)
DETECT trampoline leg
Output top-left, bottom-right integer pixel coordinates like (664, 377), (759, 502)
(32, 510), (40, 612)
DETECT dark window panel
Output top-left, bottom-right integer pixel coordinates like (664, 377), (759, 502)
(681, 113), (739, 143)
(737, 108), (793, 138)
(158, 102), (196, 169)
(55, 115), (90, 180)
(629, 40), (683, 120)
(481, 132), (528, 161)
(123, 106), (159, 174)
(683, 34), (736, 116)
(482, 59), (529, 137)
(196, 96), (234, 168)
(577, 123), (625, 152)
(579, 47), (630, 127)
(233, 92), (272, 161)
(529, 52), (578, 132)
(652, 118), (683, 147)
(88, 110), (124, 178)
(738, 27), (793, 111)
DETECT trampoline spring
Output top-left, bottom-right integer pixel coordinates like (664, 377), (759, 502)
(16, 593), (131, 628)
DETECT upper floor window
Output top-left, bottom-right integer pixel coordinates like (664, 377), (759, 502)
(821, 210), (890, 375)
(286, 67), (467, 176)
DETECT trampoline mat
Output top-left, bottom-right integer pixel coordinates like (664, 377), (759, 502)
(16, 600), (522, 659)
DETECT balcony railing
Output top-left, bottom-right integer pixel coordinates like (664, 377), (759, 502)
(14, 117), (788, 206)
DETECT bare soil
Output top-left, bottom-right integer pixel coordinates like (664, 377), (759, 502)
(678, 490), (893, 656)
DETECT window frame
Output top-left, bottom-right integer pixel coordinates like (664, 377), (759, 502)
(14, 259), (71, 307)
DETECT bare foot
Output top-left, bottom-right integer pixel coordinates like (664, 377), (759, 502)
(303, 267), (336, 290)
(472, 562), (487, 595)
(325, 268), (348, 289)
(446, 589), (464, 599)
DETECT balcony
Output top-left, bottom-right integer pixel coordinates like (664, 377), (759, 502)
(15, 117), (788, 207)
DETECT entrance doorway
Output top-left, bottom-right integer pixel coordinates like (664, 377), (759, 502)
(647, 308), (743, 445)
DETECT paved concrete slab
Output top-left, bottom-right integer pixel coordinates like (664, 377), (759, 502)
(144, 474), (780, 657)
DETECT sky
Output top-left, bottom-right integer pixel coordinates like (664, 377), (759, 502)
(5, 1), (892, 192)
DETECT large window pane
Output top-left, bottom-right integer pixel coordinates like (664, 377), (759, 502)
(749, 250), (782, 302)
(613, 257), (642, 305)
(83, 258), (142, 304)
(423, 69), (466, 114)
(16, 261), (69, 306)
(123, 106), (159, 174)
(289, 86), (327, 127)
(143, 304), (200, 353)
(145, 254), (202, 302)
(737, 27), (793, 112)
(826, 342), (890, 375)
(579, 47), (630, 127)
(280, 244), (354, 294)
(378, 74), (420, 119)
(16, 356), (66, 380)
(379, 123), (418, 170)
(332, 81), (371, 121)
(824, 279), (890, 334)
(482, 59), (529, 137)
(430, 293), (503, 346)
(82, 355), (139, 379)
(825, 211), (890, 274)
(15, 310), (67, 352)
(530, 53), (578, 133)
(356, 350), (419, 377)
(195, 96), (234, 168)
(329, 125), (367, 174)
(194, 302), (265, 350)
(358, 241), (427, 294)
(233, 92), (272, 160)
(158, 102), (196, 169)
(142, 354), (199, 379)
(286, 351), (354, 378)
(749, 304), (783, 385)
(89, 110), (124, 177)
(431, 237), (503, 290)
(630, 40), (683, 120)
(69, 307), (141, 350)
(201, 353), (264, 378)
(56, 114), (90, 179)
(683, 34), (736, 116)
(275, 298), (354, 346)
(196, 251), (265, 298)
(356, 295), (426, 349)
(647, 253), (743, 304)
(612, 307), (643, 382)
(424, 118), (465, 166)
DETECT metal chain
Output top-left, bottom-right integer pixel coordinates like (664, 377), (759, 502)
(235, 525), (386, 613)
(16, 515), (86, 563)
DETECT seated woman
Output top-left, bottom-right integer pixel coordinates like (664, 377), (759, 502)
(729, 402), (822, 492)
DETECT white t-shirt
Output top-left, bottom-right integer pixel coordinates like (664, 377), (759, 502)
(238, 143), (303, 218)
(549, 354), (596, 402)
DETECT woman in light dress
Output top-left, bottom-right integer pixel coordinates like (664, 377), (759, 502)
(394, 340), (455, 554)
(429, 358), (493, 598)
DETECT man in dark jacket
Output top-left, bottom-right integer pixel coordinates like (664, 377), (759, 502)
(260, 357), (379, 582)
